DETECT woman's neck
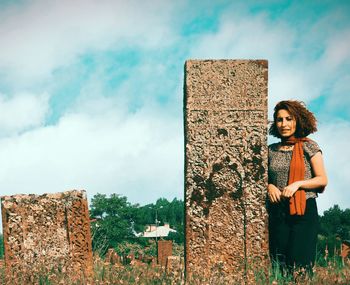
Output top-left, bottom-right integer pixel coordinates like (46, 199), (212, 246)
(280, 135), (296, 145)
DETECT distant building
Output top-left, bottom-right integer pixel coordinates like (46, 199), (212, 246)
(139, 223), (176, 238)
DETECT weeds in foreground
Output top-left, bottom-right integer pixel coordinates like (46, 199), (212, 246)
(0, 256), (349, 284)
(268, 255), (350, 285)
(0, 264), (4, 285)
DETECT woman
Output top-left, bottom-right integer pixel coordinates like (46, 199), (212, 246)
(268, 100), (327, 274)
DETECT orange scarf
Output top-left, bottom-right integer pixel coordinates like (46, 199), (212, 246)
(282, 137), (309, 216)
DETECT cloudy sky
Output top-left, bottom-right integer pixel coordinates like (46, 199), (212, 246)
(0, 0), (349, 221)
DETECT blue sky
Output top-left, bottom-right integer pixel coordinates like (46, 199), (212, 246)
(0, 0), (349, 225)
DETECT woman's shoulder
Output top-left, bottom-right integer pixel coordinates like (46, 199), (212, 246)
(304, 139), (322, 157)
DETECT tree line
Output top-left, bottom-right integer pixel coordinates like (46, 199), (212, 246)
(88, 194), (350, 259)
(0, 200), (349, 259)
(89, 194), (184, 256)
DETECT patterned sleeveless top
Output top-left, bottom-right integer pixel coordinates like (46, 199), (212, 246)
(268, 140), (321, 199)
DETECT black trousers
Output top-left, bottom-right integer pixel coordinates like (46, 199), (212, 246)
(268, 198), (319, 271)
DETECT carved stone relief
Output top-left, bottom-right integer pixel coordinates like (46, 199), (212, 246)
(1, 190), (93, 282)
(184, 60), (269, 283)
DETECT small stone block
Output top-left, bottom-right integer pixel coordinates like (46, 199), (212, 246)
(1, 190), (93, 282)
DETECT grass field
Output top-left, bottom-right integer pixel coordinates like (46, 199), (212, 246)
(1, 255), (350, 284)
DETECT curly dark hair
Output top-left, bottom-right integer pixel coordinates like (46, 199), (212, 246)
(269, 100), (317, 138)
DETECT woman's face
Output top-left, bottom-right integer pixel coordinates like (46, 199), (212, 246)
(276, 109), (296, 138)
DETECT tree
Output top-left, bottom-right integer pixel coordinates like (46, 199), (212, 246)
(319, 205), (350, 240)
(90, 193), (137, 254)
(167, 226), (184, 244)
(89, 194), (185, 256)
(318, 205), (350, 259)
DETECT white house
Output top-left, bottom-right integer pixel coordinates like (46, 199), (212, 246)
(140, 223), (176, 238)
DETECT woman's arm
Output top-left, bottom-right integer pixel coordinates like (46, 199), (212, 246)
(282, 152), (328, 198)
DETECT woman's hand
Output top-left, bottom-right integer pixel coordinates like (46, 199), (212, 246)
(282, 181), (301, 198)
(268, 184), (282, 203)
(280, 152), (328, 198)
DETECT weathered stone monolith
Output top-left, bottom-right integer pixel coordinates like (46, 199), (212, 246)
(184, 60), (269, 283)
(157, 240), (173, 267)
(1, 190), (93, 282)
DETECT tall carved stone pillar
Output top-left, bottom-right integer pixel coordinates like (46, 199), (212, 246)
(184, 60), (269, 283)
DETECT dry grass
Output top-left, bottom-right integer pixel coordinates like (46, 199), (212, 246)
(269, 257), (350, 285)
(0, 256), (349, 284)
(307, 258), (350, 285)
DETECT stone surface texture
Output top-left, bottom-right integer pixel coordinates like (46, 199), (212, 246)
(166, 256), (182, 274)
(1, 190), (93, 281)
(184, 60), (269, 283)
(157, 240), (173, 267)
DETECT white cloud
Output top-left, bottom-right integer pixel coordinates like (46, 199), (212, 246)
(186, 9), (323, 110)
(188, 4), (350, 121)
(310, 120), (350, 213)
(324, 74), (350, 116)
(316, 28), (350, 117)
(322, 32), (350, 69)
(0, 0), (179, 85)
(189, 11), (296, 59)
(0, 92), (49, 136)
(0, 100), (183, 206)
